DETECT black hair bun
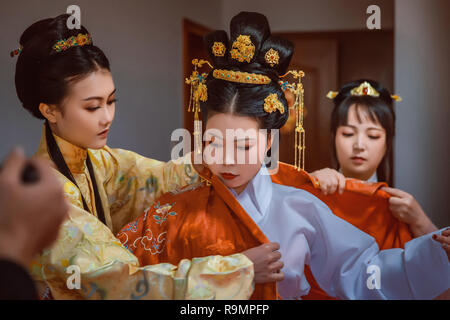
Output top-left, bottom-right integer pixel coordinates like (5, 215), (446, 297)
(14, 14), (109, 119)
(258, 36), (294, 75)
(204, 12), (294, 77)
(204, 30), (230, 69)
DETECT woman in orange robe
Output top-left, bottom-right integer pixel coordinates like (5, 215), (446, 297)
(119, 12), (450, 300)
(304, 79), (448, 300)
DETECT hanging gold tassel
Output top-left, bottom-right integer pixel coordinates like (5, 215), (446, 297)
(185, 59), (212, 155)
(279, 70), (306, 171)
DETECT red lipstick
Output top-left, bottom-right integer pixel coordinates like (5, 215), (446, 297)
(220, 173), (238, 180)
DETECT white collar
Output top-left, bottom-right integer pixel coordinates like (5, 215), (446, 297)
(229, 165), (273, 224)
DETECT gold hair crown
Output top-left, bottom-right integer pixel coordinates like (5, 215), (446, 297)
(213, 69), (271, 84)
(327, 81), (402, 101)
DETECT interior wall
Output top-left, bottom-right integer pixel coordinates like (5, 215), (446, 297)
(394, 0), (450, 227)
(0, 0), (223, 161)
(220, 0), (394, 31)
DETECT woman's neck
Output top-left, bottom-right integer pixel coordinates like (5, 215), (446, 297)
(341, 168), (376, 182)
(232, 182), (250, 195)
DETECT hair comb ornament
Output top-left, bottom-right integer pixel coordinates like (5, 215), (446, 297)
(230, 35), (255, 63)
(279, 70), (306, 171)
(212, 42), (226, 57)
(10, 45), (22, 58)
(213, 69), (271, 84)
(52, 33), (92, 52)
(264, 93), (285, 114)
(185, 59), (213, 155)
(327, 81), (402, 101)
(264, 48), (279, 67)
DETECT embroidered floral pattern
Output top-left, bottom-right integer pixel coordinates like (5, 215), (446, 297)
(131, 229), (167, 255)
(152, 201), (177, 225)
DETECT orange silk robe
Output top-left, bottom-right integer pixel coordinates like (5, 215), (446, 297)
(118, 162), (413, 300)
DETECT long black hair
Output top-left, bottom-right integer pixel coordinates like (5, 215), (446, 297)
(200, 12), (294, 131)
(330, 79), (396, 185)
(14, 14), (109, 224)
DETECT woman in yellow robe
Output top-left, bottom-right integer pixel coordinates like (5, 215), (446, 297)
(10, 13), (280, 299)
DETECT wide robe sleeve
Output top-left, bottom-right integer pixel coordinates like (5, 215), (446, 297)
(30, 150), (254, 300)
(30, 197), (254, 300)
(302, 194), (450, 300)
(94, 147), (200, 233)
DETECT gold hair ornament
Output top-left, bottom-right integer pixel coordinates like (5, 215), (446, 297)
(279, 70), (306, 171)
(212, 42), (226, 57)
(264, 48), (279, 67)
(213, 69), (271, 84)
(185, 59), (213, 154)
(264, 94), (285, 114)
(230, 35), (255, 63)
(327, 81), (402, 101)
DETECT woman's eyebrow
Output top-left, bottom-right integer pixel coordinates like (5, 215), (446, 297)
(366, 127), (384, 131)
(82, 88), (116, 101)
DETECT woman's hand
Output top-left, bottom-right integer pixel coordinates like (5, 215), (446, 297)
(381, 187), (438, 237)
(310, 168), (346, 195)
(242, 242), (284, 284)
(432, 228), (450, 262)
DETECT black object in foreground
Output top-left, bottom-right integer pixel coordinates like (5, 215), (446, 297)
(21, 163), (39, 184)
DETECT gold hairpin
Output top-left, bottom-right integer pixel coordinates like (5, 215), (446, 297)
(213, 69), (271, 84)
(185, 59), (213, 154)
(279, 70), (306, 171)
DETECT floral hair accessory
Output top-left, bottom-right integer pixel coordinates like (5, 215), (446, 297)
(212, 42), (226, 57)
(213, 69), (271, 84)
(230, 35), (255, 63)
(52, 33), (92, 52)
(264, 48), (279, 67)
(10, 45), (22, 58)
(264, 93), (285, 114)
